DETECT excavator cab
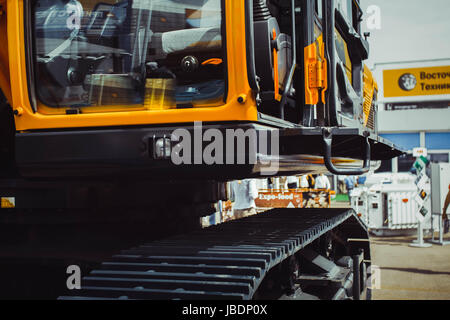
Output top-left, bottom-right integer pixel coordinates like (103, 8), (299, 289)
(29, 0), (374, 123)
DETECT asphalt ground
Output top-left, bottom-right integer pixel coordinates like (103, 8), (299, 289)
(331, 199), (450, 300)
(370, 234), (450, 300)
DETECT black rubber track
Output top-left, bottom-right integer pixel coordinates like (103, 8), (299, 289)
(60, 208), (359, 300)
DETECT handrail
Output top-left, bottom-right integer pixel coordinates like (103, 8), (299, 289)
(322, 128), (371, 175)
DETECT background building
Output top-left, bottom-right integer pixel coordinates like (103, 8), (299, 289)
(373, 58), (450, 173)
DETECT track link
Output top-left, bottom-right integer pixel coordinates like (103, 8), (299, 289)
(60, 208), (365, 300)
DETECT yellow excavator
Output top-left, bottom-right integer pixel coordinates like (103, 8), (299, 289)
(0, 0), (401, 300)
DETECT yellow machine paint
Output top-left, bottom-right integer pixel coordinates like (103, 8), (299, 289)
(335, 29), (352, 84)
(1, 197), (15, 208)
(363, 65), (377, 127)
(304, 24), (376, 123)
(304, 33), (327, 106)
(304, 22), (328, 106)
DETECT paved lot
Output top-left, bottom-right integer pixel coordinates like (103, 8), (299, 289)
(331, 201), (450, 300)
(370, 234), (450, 300)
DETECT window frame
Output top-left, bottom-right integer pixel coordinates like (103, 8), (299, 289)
(26, 0), (229, 112)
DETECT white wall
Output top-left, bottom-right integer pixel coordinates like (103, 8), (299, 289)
(378, 108), (450, 133)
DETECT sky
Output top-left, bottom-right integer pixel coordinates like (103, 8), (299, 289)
(360, 0), (450, 68)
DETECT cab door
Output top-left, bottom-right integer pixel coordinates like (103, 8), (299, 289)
(301, 0), (327, 127)
(324, 0), (370, 128)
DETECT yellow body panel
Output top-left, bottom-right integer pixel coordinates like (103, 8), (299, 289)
(5, 1), (258, 132)
(363, 65), (377, 126)
(335, 30), (352, 84)
(304, 30), (327, 106)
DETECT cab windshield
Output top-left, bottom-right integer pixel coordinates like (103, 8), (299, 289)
(32, 0), (225, 110)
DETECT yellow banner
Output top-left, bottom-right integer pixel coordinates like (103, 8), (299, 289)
(383, 66), (450, 98)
